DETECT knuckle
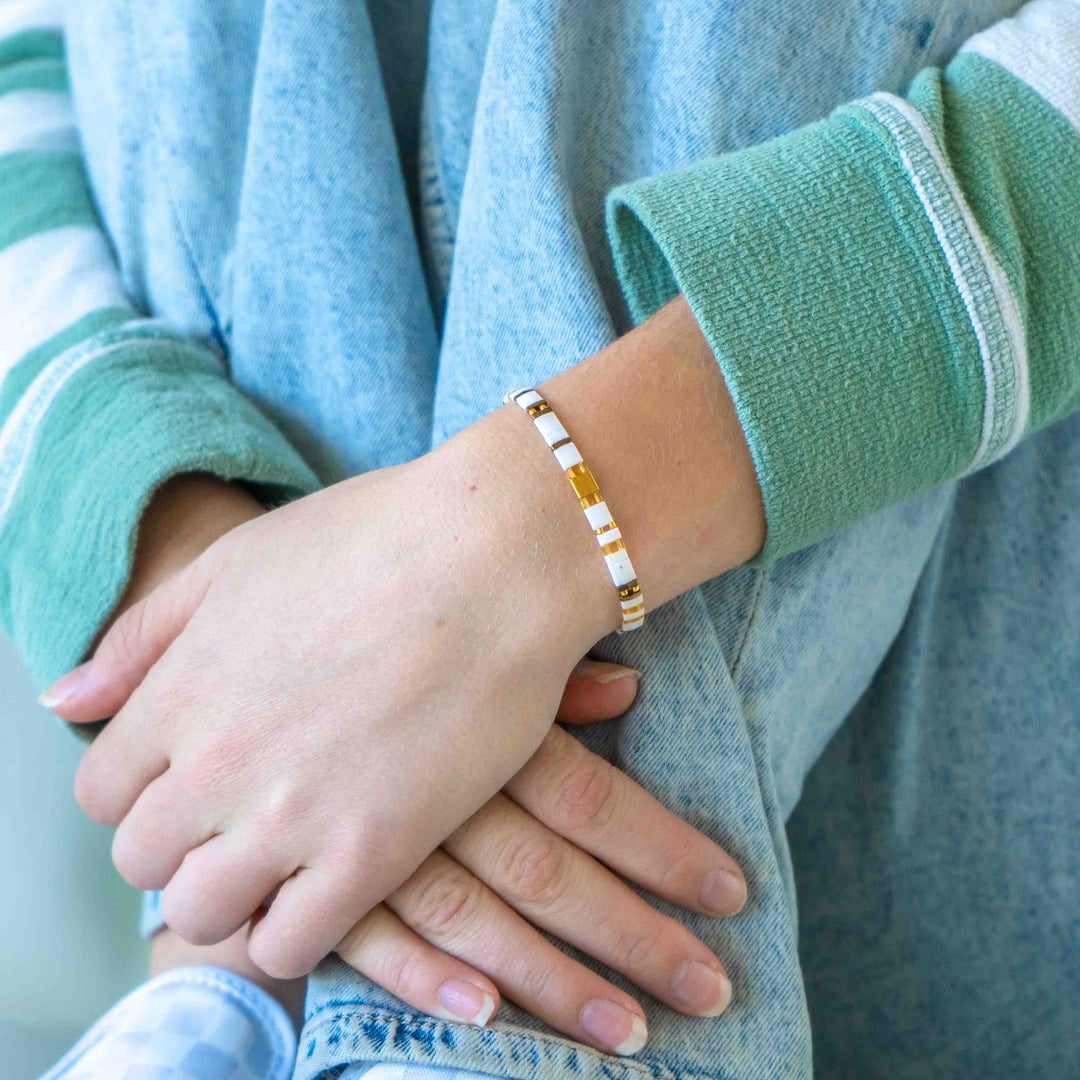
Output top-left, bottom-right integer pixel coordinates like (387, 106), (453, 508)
(160, 849), (233, 948)
(616, 923), (665, 974)
(73, 756), (120, 825)
(409, 867), (484, 940)
(383, 944), (425, 1001)
(247, 931), (312, 981)
(655, 834), (699, 897)
(323, 831), (380, 891)
(499, 833), (569, 906)
(517, 962), (554, 1006)
(160, 882), (214, 946)
(548, 756), (618, 835)
(110, 827), (161, 890)
(147, 671), (191, 719)
(183, 731), (247, 798)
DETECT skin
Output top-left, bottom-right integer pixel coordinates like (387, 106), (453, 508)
(106, 473), (743, 1045)
(44, 294), (764, 1055)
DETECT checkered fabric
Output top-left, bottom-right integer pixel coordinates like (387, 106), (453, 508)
(341, 1065), (500, 1080)
(39, 965), (296, 1080)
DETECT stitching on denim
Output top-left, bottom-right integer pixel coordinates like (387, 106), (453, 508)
(729, 568), (766, 689)
(300, 1005), (739, 1080)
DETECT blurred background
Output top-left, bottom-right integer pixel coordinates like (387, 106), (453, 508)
(1, 634), (146, 1078)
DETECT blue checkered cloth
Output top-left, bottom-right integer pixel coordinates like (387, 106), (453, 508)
(341, 1067), (500, 1080)
(38, 965), (296, 1080)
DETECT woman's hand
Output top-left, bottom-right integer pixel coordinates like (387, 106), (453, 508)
(335, 719), (743, 1055)
(63, 469), (745, 1056)
(43, 427), (745, 980)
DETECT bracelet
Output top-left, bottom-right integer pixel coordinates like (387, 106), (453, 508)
(503, 386), (644, 633)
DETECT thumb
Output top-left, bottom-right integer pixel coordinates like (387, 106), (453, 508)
(555, 657), (640, 725)
(38, 548), (222, 723)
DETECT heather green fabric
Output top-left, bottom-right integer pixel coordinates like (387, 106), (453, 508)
(0, 29), (320, 692)
(0, 315), (321, 692)
(607, 51), (1080, 564)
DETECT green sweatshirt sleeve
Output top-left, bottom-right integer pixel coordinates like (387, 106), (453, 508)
(606, 0), (1080, 566)
(0, 20), (320, 691)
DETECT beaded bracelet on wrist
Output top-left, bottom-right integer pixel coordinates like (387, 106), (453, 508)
(503, 386), (644, 633)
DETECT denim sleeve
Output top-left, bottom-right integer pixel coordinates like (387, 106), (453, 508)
(0, 8), (320, 695)
(606, 0), (1080, 566)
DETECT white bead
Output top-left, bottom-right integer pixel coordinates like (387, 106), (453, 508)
(511, 388), (542, 408)
(504, 382), (644, 633)
(604, 548), (636, 587)
(534, 411), (569, 446)
(553, 441), (583, 469)
(583, 501), (613, 530)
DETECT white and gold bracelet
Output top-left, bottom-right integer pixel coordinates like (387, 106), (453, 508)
(503, 386), (644, 633)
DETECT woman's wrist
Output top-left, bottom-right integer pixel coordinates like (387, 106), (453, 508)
(431, 293), (765, 651)
(536, 294), (766, 612)
(423, 406), (618, 661)
(100, 474), (265, 638)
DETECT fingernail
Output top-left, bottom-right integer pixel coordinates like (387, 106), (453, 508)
(38, 661), (96, 710)
(671, 960), (732, 1017)
(568, 659), (641, 684)
(580, 999), (647, 1056)
(700, 867), (747, 916)
(438, 980), (497, 1027)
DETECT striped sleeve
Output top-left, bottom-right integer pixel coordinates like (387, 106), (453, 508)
(0, 3), (319, 689)
(605, 0), (1080, 565)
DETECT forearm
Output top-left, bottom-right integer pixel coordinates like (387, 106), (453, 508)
(604, 0), (1080, 565)
(437, 294), (764, 645)
(93, 474), (266, 639)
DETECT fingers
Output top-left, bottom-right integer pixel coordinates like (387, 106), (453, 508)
(388, 850), (649, 1057)
(246, 855), (399, 980)
(337, 904), (501, 1027)
(110, 770), (215, 890)
(506, 725), (747, 917)
(73, 696), (169, 826)
(161, 832), (286, 946)
(556, 658), (640, 724)
(39, 549), (221, 724)
(445, 795), (732, 1017)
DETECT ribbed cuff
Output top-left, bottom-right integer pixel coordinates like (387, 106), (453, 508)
(0, 323), (320, 692)
(605, 109), (986, 565)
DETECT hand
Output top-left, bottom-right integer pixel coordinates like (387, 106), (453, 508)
(334, 716), (743, 1055)
(44, 423), (743, 984)
(66, 471), (745, 1056)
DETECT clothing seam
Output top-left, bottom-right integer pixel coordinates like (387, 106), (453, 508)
(122, 0), (230, 356)
(729, 568), (766, 689)
(855, 91), (1030, 473)
(153, 967), (293, 1079)
(301, 1005), (737, 1080)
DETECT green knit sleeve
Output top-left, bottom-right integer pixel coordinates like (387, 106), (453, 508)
(606, 0), (1080, 566)
(0, 17), (320, 691)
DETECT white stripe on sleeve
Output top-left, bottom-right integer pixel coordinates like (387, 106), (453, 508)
(0, 225), (132, 378)
(962, 0), (1080, 136)
(0, 0), (64, 38)
(0, 90), (78, 155)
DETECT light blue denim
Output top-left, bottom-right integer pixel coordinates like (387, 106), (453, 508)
(64, 1), (1079, 1078)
